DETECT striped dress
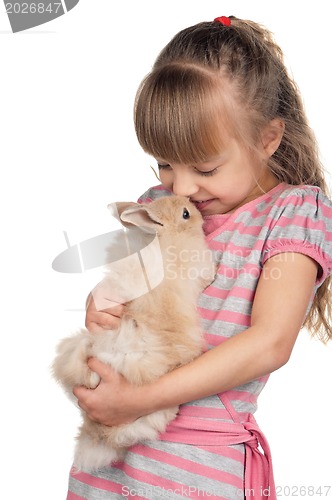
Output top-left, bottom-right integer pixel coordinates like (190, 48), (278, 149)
(67, 183), (332, 500)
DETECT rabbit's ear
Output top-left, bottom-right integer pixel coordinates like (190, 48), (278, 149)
(108, 202), (138, 228)
(120, 205), (161, 230)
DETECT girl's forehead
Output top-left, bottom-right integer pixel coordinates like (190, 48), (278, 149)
(150, 119), (234, 165)
(135, 64), (244, 163)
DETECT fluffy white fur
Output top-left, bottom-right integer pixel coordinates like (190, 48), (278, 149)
(52, 195), (216, 472)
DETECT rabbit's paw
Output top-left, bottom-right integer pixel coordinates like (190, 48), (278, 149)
(82, 367), (100, 389)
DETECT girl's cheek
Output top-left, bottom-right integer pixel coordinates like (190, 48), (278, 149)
(159, 172), (173, 188)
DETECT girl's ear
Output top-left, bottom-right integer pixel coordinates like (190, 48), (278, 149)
(261, 118), (285, 158)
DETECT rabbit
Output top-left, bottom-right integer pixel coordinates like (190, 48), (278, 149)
(52, 195), (216, 472)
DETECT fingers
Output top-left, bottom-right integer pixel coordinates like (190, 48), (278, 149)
(100, 303), (125, 318)
(73, 385), (97, 421)
(73, 360), (117, 423)
(85, 311), (121, 333)
(85, 322), (109, 334)
(73, 384), (87, 400)
(87, 357), (113, 380)
(85, 293), (125, 333)
(72, 359), (138, 426)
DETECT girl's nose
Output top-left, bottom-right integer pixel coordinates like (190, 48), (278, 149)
(172, 171), (199, 197)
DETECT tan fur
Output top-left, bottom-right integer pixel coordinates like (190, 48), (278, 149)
(52, 195), (216, 472)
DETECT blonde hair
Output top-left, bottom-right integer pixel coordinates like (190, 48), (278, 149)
(134, 17), (331, 342)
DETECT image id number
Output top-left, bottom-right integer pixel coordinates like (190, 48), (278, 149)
(5, 3), (62, 14)
(276, 486), (331, 496)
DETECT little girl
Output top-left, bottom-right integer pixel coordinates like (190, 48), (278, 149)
(68, 16), (332, 499)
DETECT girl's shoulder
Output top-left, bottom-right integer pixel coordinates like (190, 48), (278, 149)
(277, 184), (332, 207)
(262, 184), (332, 285)
(269, 183), (332, 222)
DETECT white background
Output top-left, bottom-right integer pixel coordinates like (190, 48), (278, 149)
(0, 1), (331, 499)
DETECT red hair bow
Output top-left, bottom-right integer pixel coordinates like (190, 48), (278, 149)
(214, 16), (231, 26)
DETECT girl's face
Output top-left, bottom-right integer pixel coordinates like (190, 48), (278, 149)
(157, 137), (279, 216)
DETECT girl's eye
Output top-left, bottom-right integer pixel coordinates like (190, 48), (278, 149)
(157, 163), (218, 176)
(194, 167), (218, 177)
(157, 163), (171, 170)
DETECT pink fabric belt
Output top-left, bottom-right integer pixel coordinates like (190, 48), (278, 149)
(159, 410), (276, 499)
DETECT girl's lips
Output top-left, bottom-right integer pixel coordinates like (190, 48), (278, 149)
(191, 199), (215, 211)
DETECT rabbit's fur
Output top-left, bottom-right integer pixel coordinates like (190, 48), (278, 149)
(52, 195), (216, 472)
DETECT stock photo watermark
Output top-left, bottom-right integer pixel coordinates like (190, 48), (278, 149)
(120, 484), (332, 498)
(52, 202), (295, 311)
(3, 0), (79, 32)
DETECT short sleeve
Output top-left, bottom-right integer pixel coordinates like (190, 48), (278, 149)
(262, 186), (332, 285)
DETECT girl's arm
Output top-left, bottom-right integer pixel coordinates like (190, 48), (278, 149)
(75, 252), (318, 426)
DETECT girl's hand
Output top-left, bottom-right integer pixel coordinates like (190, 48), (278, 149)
(85, 281), (125, 333)
(73, 358), (149, 426)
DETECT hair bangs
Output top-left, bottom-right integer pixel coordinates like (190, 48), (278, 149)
(134, 64), (233, 164)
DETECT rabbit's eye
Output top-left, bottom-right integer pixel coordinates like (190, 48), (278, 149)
(182, 208), (190, 220)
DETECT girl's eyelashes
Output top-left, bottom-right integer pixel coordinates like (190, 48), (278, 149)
(157, 163), (218, 177)
(193, 167), (218, 177)
(157, 163), (171, 170)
